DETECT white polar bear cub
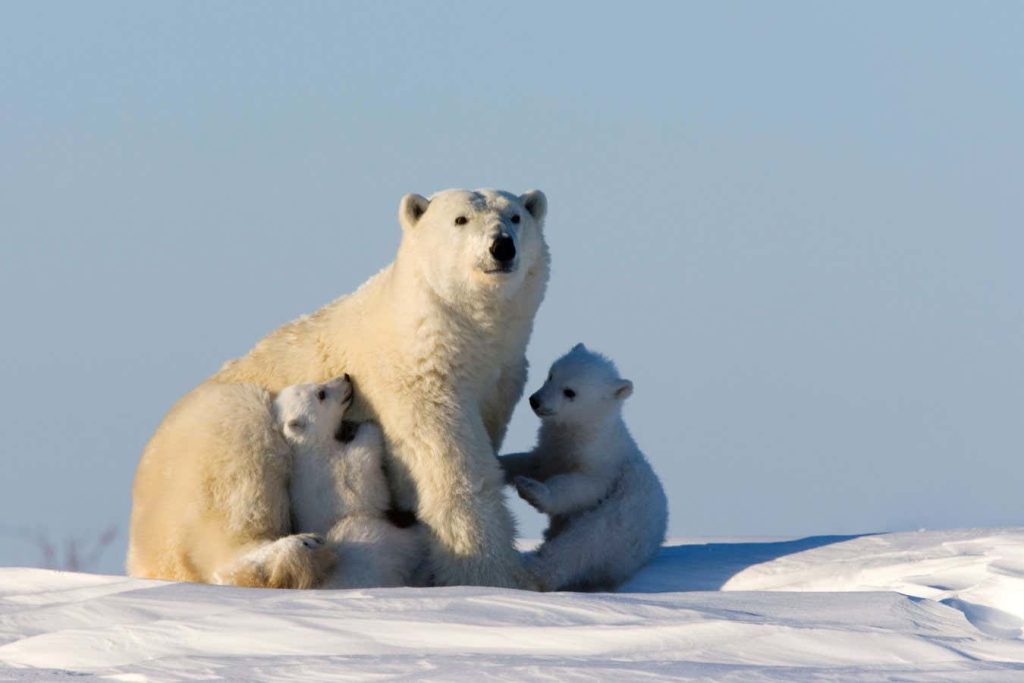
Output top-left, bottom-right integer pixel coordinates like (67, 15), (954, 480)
(274, 376), (423, 588)
(499, 344), (667, 591)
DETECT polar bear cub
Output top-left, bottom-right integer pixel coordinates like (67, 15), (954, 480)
(274, 376), (423, 588)
(499, 344), (667, 591)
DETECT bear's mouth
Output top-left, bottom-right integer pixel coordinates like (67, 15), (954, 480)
(482, 263), (517, 275)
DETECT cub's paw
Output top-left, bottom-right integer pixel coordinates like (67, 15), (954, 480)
(514, 476), (551, 512)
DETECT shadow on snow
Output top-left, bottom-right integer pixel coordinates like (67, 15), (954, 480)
(619, 534), (868, 593)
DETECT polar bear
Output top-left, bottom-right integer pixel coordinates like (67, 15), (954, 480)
(128, 188), (549, 588)
(128, 381), (336, 589)
(274, 376), (423, 588)
(498, 344), (668, 591)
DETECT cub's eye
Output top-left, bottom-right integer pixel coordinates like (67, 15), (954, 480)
(317, 389), (327, 402)
(510, 214), (521, 224)
(454, 216), (468, 226)
(563, 388), (576, 400)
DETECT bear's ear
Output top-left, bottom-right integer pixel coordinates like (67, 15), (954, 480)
(613, 379), (633, 401)
(399, 193), (431, 231)
(572, 342), (588, 353)
(520, 190), (547, 223)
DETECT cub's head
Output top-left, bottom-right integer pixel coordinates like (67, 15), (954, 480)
(273, 375), (354, 447)
(397, 188), (548, 302)
(529, 344), (633, 426)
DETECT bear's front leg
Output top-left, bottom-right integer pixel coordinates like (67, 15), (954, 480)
(518, 471), (615, 516)
(395, 408), (530, 589)
(481, 359), (528, 451)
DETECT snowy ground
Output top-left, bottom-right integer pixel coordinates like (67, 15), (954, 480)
(1, 528), (1022, 681)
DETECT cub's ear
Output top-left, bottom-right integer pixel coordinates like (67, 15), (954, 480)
(613, 379), (633, 401)
(520, 189), (547, 223)
(399, 193), (431, 231)
(572, 342), (588, 353)
(286, 417), (307, 434)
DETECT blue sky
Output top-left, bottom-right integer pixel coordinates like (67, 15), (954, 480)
(1, 2), (1021, 573)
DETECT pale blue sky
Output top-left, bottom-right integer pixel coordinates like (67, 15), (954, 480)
(1, 2), (1021, 573)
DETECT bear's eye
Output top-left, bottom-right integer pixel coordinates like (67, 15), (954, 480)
(510, 214), (521, 224)
(454, 216), (468, 226)
(563, 388), (576, 400)
(317, 389), (327, 402)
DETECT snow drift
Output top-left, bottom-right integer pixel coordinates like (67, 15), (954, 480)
(1, 528), (1022, 681)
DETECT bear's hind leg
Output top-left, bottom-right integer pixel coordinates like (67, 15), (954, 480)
(214, 534), (335, 589)
(528, 514), (616, 592)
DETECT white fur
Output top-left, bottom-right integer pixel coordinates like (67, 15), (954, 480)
(499, 344), (668, 591)
(128, 188), (549, 588)
(127, 382), (335, 588)
(212, 532), (329, 588)
(274, 377), (424, 588)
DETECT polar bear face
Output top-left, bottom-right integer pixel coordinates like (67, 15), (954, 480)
(528, 344), (633, 426)
(273, 375), (354, 447)
(397, 188), (547, 303)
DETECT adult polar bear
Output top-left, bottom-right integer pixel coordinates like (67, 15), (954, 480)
(128, 188), (549, 589)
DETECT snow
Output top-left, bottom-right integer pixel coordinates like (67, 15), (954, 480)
(1, 529), (1023, 681)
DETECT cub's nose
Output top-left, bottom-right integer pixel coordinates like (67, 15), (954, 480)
(528, 393), (540, 411)
(490, 234), (516, 263)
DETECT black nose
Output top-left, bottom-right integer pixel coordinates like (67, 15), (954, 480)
(490, 235), (516, 263)
(529, 394), (540, 410)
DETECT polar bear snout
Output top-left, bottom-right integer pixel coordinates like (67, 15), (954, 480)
(489, 233), (517, 268)
(322, 375), (354, 406)
(529, 391), (554, 417)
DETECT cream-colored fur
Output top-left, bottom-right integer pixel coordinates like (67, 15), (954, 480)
(275, 377), (424, 588)
(128, 188), (549, 588)
(127, 382), (335, 588)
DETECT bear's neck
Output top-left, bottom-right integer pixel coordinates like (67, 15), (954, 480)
(291, 434), (337, 460)
(385, 255), (543, 387)
(539, 414), (632, 467)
